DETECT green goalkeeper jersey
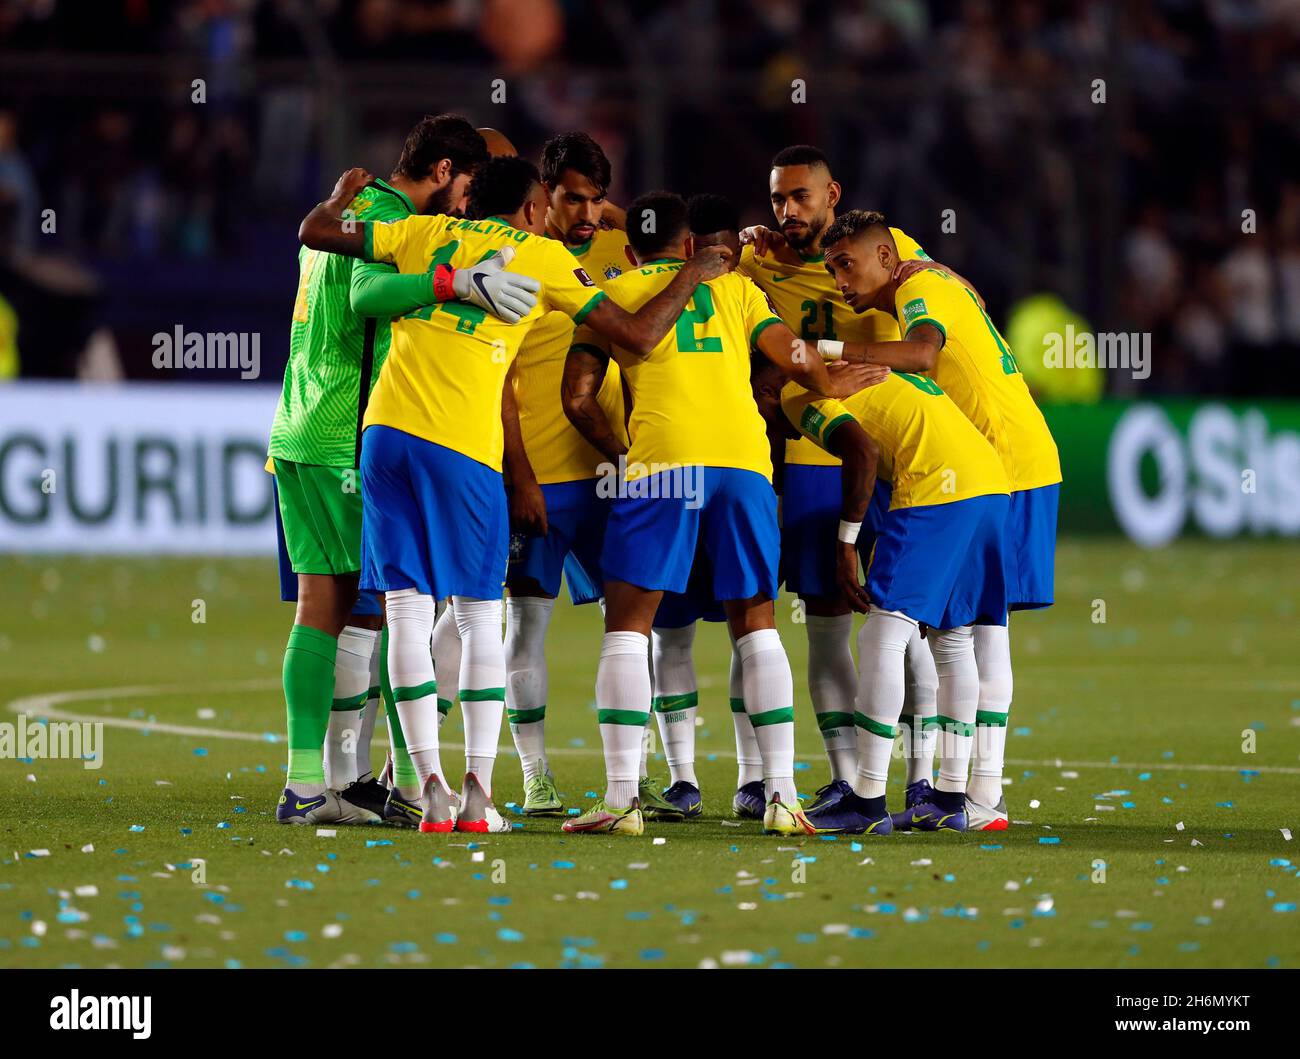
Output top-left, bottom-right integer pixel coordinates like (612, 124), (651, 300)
(269, 179), (415, 468)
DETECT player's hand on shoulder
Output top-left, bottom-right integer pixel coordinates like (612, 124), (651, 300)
(836, 541), (871, 613)
(740, 224), (782, 256)
(684, 244), (733, 282)
(451, 245), (542, 325)
(329, 167), (374, 206)
(824, 360), (890, 399)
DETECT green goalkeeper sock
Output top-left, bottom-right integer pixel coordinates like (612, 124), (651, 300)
(283, 624), (337, 791)
(379, 626), (421, 799)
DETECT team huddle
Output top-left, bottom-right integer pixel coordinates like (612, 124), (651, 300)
(266, 113), (1061, 838)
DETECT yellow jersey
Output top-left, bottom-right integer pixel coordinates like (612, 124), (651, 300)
(739, 226), (929, 468)
(361, 214), (607, 471)
(575, 258), (782, 481)
(513, 228), (633, 484)
(896, 268), (1062, 492)
(780, 372), (1009, 510)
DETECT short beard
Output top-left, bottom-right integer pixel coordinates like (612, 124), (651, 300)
(783, 214), (825, 251)
(425, 181), (459, 217)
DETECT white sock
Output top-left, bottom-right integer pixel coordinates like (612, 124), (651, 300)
(596, 631), (651, 809)
(385, 589), (446, 794)
(729, 640), (762, 786)
(505, 595), (554, 783)
(851, 609), (915, 799)
(970, 622), (1012, 805)
(804, 613), (858, 782)
(930, 625), (979, 795)
(323, 624), (377, 788)
(901, 623), (939, 785)
(431, 600), (461, 729)
(453, 596), (506, 796)
(737, 628), (797, 806)
(651, 624), (699, 787)
(356, 630), (382, 782)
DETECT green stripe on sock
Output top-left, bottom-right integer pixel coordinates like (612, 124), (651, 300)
(508, 706), (547, 725)
(854, 712), (898, 739)
(816, 711), (855, 732)
(460, 687), (506, 702)
(976, 710), (1010, 727)
(729, 697), (746, 714)
(437, 698), (454, 716)
(366, 685), (381, 700)
(652, 691), (698, 713)
(393, 679), (438, 703)
(749, 707), (795, 729)
(331, 690), (369, 712)
(936, 715), (976, 737)
(597, 708), (649, 726)
(901, 712), (942, 732)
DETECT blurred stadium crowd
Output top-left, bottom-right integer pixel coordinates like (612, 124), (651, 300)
(0, 0), (1297, 395)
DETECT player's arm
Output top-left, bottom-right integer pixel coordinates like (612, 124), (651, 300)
(562, 329), (627, 464)
(823, 322), (945, 373)
(578, 246), (732, 357)
(599, 200), (627, 231)
(298, 168), (375, 257)
(757, 320), (891, 397)
(350, 260), (438, 316)
(823, 419), (880, 613)
(502, 365), (547, 537)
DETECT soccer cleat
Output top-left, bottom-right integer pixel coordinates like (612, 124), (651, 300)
(639, 776), (685, 822)
(383, 789), (422, 828)
(890, 778), (936, 830)
(806, 792), (893, 835)
(804, 779), (855, 815)
(276, 787), (380, 825)
(897, 799), (968, 832)
(965, 793), (1009, 832)
(732, 780), (766, 820)
(661, 781), (702, 819)
(455, 771), (512, 834)
(763, 795), (816, 836)
(522, 772), (565, 817)
(561, 798), (644, 836)
(340, 777), (389, 818)
(418, 774), (456, 833)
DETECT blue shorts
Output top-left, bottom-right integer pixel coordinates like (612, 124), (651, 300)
(360, 425), (508, 601)
(508, 478), (607, 606)
(653, 543), (726, 628)
(602, 466), (779, 601)
(273, 481), (382, 616)
(1005, 483), (1058, 611)
(781, 464), (890, 599)
(867, 493), (1010, 630)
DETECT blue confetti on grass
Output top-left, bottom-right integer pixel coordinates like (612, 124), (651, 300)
(610, 879), (628, 890)
(552, 860), (575, 870)
(1274, 903), (1297, 913)
(497, 928), (524, 942)
(1039, 837), (1061, 845)
(193, 748), (208, 757)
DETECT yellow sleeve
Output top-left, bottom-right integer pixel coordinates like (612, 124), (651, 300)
(781, 385), (854, 451)
(541, 240), (608, 323)
(740, 276), (783, 349)
(895, 274), (949, 342)
(891, 227), (930, 261)
(737, 243), (762, 281)
(364, 214), (449, 266)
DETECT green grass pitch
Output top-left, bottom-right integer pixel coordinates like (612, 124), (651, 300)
(1, 540), (1297, 969)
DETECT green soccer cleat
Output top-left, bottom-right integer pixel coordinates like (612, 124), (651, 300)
(561, 798), (645, 835)
(639, 776), (685, 822)
(522, 772), (565, 817)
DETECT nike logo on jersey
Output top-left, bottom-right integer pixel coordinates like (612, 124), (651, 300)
(770, 273), (796, 282)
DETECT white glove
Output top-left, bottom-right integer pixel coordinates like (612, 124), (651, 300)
(450, 245), (541, 324)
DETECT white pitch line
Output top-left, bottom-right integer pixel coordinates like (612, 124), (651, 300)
(7, 682), (1300, 775)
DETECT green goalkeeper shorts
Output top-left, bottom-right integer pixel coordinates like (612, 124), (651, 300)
(273, 458), (363, 575)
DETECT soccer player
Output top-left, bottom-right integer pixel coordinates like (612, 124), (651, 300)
(735, 146), (943, 808)
(815, 211), (1062, 831)
(753, 357), (1012, 834)
(499, 133), (646, 819)
(271, 114), (536, 825)
(298, 160), (732, 833)
(557, 190), (886, 837)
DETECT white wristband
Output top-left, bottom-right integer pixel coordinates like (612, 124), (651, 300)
(837, 519), (862, 544)
(818, 340), (844, 361)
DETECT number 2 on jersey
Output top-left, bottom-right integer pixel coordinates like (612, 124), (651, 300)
(674, 285), (723, 352)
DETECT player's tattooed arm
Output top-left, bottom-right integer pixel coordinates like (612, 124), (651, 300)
(824, 419), (879, 613)
(299, 167), (374, 257)
(757, 322), (890, 398)
(599, 200), (627, 231)
(579, 245), (732, 356)
(828, 323), (945, 374)
(562, 335), (627, 465)
(502, 366), (548, 537)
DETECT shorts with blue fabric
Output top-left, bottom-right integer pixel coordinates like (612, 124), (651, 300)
(359, 425), (508, 601)
(1005, 483), (1059, 611)
(508, 477), (607, 606)
(781, 464), (891, 598)
(653, 541), (727, 628)
(866, 493), (1010, 630)
(602, 466), (779, 602)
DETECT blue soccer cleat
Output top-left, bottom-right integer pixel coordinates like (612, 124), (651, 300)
(806, 791), (893, 835)
(890, 779), (935, 830)
(896, 794), (968, 833)
(662, 781), (703, 819)
(805, 779), (855, 814)
(732, 780), (766, 820)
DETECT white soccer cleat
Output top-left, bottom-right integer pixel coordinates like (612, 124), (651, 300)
(965, 794), (1009, 831)
(276, 788), (381, 825)
(455, 771), (512, 834)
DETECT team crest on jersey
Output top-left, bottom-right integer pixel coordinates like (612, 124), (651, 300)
(603, 264), (623, 279)
(574, 267), (595, 286)
(902, 297), (928, 323)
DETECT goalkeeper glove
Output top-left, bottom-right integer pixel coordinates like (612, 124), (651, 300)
(433, 245), (541, 324)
